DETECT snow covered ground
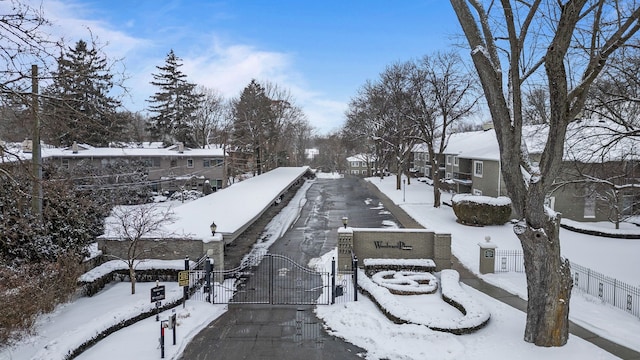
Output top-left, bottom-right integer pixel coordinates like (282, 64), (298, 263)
(2, 172), (639, 360)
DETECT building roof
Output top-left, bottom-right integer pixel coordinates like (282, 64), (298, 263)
(1, 142), (225, 163)
(162, 166), (310, 241)
(437, 119), (640, 163)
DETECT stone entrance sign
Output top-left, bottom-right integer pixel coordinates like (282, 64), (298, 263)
(338, 227), (451, 271)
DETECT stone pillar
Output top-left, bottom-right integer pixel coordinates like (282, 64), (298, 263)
(203, 241), (224, 282)
(337, 227), (354, 271)
(433, 233), (452, 271)
(478, 236), (497, 274)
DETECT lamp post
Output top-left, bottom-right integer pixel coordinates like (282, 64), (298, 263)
(210, 221), (217, 236)
(403, 179), (406, 202)
(342, 216), (348, 228)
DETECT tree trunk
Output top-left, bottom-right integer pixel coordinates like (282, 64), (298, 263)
(129, 266), (136, 295)
(516, 216), (572, 346)
(432, 158), (442, 208)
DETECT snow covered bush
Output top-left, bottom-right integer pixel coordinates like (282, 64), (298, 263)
(169, 189), (203, 202)
(452, 194), (512, 226)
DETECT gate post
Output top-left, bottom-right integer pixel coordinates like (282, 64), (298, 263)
(183, 256), (189, 303)
(352, 255), (358, 302)
(478, 236), (497, 274)
(204, 257), (212, 303)
(269, 254), (274, 304)
(331, 257), (336, 304)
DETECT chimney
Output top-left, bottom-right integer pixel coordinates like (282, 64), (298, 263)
(178, 142), (184, 154)
(72, 141), (79, 154)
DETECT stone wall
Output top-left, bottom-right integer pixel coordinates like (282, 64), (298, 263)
(337, 227), (451, 271)
(97, 238), (225, 271)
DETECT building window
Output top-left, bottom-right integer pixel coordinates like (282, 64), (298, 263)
(361, 161), (366, 167)
(584, 185), (596, 218)
(143, 157), (161, 168)
(351, 170), (359, 175)
(351, 161), (358, 167)
(202, 158), (223, 168)
(446, 155), (452, 165)
(473, 189), (483, 196)
(454, 156), (459, 167)
(473, 160), (483, 178)
(446, 172), (451, 179)
(187, 159), (194, 168)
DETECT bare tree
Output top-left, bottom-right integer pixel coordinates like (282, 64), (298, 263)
(451, 0), (640, 346)
(192, 85), (225, 149)
(554, 121), (640, 229)
(343, 82), (388, 174)
(378, 63), (422, 189)
(583, 46), (640, 136)
(0, 1), (57, 93)
(105, 203), (176, 294)
(405, 52), (478, 206)
(345, 70), (420, 189)
(523, 87), (550, 125)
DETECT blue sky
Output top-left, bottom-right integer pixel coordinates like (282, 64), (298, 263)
(38, 0), (463, 134)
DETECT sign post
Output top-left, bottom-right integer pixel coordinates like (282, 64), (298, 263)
(178, 271), (189, 287)
(151, 281), (166, 321)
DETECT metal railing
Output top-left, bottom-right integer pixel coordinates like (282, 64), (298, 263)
(494, 249), (639, 319)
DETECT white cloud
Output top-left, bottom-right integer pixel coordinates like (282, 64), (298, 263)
(25, 0), (346, 134)
(38, 0), (150, 59)
(181, 38), (292, 98)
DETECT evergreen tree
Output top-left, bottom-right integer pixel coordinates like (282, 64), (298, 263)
(42, 39), (122, 147)
(147, 50), (202, 147)
(232, 79), (274, 174)
(0, 164), (106, 265)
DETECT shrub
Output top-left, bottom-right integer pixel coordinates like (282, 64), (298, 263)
(452, 194), (512, 226)
(0, 255), (83, 345)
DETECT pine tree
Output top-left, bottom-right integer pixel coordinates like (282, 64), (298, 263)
(232, 79), (274, 174)
(147, 50), (202, 147)
(42, 39), (121, 147)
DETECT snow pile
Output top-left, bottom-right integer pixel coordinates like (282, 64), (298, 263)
(439, 269), (491, 333)
(357, 267), (490, 334)
(452, 194), (512, 206)
(371, 270), (438, 294)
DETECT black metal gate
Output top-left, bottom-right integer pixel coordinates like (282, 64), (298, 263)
(209, 252), (331, 305)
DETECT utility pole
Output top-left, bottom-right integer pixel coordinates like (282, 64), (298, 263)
(31, 64), (42, 218)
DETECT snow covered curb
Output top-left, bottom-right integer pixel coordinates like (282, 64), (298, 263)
(358, 268), (490, 335)
(560, 218), (640, 239)
(439, 269), (491, 333)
